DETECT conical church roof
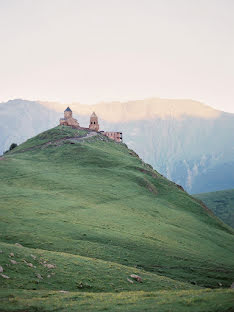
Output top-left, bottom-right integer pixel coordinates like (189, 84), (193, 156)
(65, 107), (72, 112)
(91, 112), (97, 117)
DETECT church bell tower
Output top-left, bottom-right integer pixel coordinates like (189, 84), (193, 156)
(89, 112), (99, 131)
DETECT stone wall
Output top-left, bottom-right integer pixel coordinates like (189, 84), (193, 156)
(101, 131), (122, 143)
(59, 117), (79, 128)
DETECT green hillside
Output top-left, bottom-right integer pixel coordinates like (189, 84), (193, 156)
(195, 189), (234, 228)
(0, 126), (233, 311)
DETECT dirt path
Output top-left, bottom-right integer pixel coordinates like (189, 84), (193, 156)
(68, 131), (97, 143)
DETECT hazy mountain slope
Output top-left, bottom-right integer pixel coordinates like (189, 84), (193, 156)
(0, 99), (60, 154)
(1, 98), (234, 193)
(40, 98), (220, 121)
(100, 114), (234, 193)
(195, 189), (234, 228)
(0, 126), (233, 311)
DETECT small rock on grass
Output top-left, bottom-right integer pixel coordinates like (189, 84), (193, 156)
(10, 260), (17, 264)
(130, 274), (143, 283)
(231, 282), (234, 289)
(44, 263), (55, 269)
(47, 274), (51, 278)
(1, 274), (10, 279)
(0, 266), (3, 273)
(15, 243), (23, 248)
(59, 290), (69, 293)
(9, 253), (14, 257)
(127, 278), (133, 284)
(36, 273), (43, 279)
(31, 254), (36, 260)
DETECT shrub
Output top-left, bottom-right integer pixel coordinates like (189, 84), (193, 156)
(9, 143), (18, 150)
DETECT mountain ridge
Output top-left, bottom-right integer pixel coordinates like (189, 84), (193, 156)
(39, 97), (222, 122)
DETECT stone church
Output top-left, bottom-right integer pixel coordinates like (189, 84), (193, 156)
(59, 107), (122, 142)
(59, 107), (80, 128)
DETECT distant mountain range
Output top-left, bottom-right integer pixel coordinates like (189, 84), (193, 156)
(1, 98), (234, 193)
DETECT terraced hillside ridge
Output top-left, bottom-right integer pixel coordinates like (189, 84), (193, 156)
(0, 126), (234, 311)
(195, 189), (234, 228)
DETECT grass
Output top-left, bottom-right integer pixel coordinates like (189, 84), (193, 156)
(1, 289), (234, 312)
(6, 126), (88, 153)
(0, 242), (193, 292)
(0, 126), (234, 311)
(195, 189), (234, 228)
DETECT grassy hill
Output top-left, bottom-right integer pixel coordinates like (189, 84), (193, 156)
(0, 126), (233, 311)
(195, 189), (234, 228)
(2, 98), (234, 194)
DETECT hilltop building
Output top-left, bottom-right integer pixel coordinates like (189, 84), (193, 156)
(89, 112), (99, 131)
(59, 107), (122, 142)
(101, 131), (123, 143)
(60, 107), (80, 128)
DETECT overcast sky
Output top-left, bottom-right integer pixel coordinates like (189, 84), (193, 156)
(0, 0), (234, 112)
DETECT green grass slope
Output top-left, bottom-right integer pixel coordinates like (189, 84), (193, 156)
(195, 189), (234, 228)
(1, 289), (234, 312)
(0, 126), (234, 311)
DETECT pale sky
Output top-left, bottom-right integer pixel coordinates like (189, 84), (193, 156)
(0, 0), (234, 113)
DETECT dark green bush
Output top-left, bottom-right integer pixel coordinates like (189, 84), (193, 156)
(9, 143), (18, 150)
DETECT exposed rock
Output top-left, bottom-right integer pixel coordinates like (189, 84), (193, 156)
(44, 263), (55, 269)
(47, 274), (51, 278)
(0, 266), (3, 273)
(1, 274), (10, 279)
(77, 282), (83, 288)
(10, 260), (17, 264)
(127, 278), (133, 284)
(36, 273), (43, 279)
(130, 274), (142, 283)
(9, 253), (14, 257)
(174, 183), (185, 191)
(23, 260), (36, 268)
(15, 243), (23, 248)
